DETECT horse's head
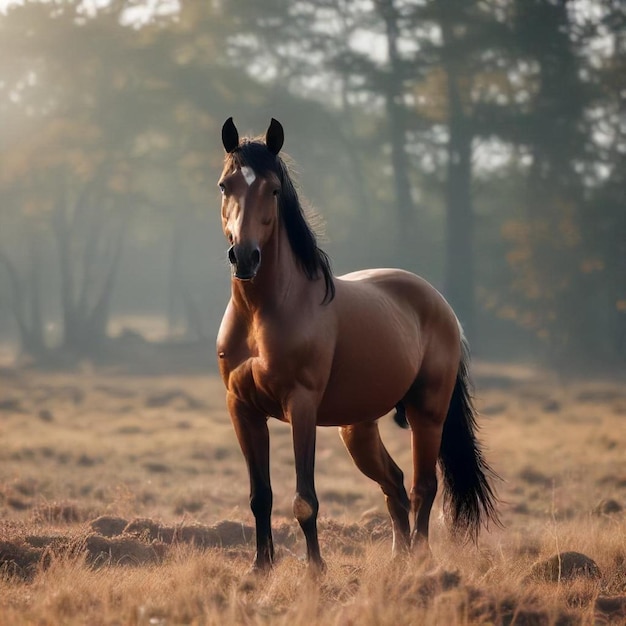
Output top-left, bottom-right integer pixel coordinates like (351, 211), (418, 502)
(218, 117), (284, 281)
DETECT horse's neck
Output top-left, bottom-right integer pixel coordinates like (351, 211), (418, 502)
(231, 223), (302, 315)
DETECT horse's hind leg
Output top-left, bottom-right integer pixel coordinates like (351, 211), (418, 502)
(404, 373), (455, 552)
(406, 412), (442, 551)
(339, 421), (410, 555)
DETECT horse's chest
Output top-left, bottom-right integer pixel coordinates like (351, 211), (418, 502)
(224, 351), (289, 419)
(218, 312), (329, 418)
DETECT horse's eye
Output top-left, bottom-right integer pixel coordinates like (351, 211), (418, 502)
(272, 188), (280, 197)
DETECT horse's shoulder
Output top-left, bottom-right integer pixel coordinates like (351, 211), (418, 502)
(217, 301), (246, 347)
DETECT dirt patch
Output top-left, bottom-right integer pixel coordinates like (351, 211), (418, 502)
(0, 515), (285, 579)
(480, 402), (508, 415)
(144, 389), (207, 410)
(359, 509), (392, 541)
(0, 397), (26, 413)
(33, 384), (85, 405)
(1, 516), (254, 577)
(595, 596), (626, 623)
(90, 516), (129, 537)
(37, 409), (54, 422)
(94, 384), (137, 399)
(123, 518), (254, 548)
(0, 539), (45, 579)
(519, 466), (554, 487)
(577, 389), (625, 403)
(85, 535), (166, 567)
(320, 489), (363, 505)
(593, 498), (623, 516)
(142, 462), (171, 474)
(528, 552), (602, 583)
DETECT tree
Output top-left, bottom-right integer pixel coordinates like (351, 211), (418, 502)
(498, 0), (612, 365)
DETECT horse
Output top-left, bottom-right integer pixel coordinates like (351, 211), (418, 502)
(216, 117), (500, 573)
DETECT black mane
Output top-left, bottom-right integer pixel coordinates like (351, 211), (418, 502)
(226, 140), (335, 303)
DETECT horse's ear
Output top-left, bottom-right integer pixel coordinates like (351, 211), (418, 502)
(265, 118), (284, 155)
(222, 117), (239, 153)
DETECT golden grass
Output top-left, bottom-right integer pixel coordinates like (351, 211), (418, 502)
(1, 365), (625, 624)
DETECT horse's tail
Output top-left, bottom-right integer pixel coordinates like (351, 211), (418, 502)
(438, 330), (501, 541)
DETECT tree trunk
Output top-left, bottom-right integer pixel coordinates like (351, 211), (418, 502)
(0, 245), (47, 357)
(167, 217), (183, 337)
(52, 201), (78, 351)
(26, 233), (46, 353)
(53, 188), (126, 357)
(376, 0), (416, 259)
(440, 21), (476, 340)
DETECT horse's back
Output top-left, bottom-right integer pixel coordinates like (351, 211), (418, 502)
(340, 268), (451, 314)
(338, 268), (458, 338)
(317, 268), (460, 425)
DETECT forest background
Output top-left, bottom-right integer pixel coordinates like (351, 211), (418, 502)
(0, 0), (624, 374)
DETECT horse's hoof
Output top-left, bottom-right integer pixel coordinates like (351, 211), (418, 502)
(307, 557), (327, 580)
(410, 540), (434, 567)
(249, 559), (273, 576)
(391, 542), (411, 561)
(239, 562), (271, 591)
(250, 561), (272, 575)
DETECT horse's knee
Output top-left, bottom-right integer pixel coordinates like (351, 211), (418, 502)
(293, 492), (317, 524)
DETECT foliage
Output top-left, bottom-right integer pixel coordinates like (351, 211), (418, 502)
(0, 0), (623, 368)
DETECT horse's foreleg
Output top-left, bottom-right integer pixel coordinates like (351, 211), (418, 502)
(339, 421), (410, 556)
(288, 395), (325, 573)
(228, 394), (274, 571)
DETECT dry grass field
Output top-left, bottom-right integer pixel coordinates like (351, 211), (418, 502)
(0, 362), (625, 625)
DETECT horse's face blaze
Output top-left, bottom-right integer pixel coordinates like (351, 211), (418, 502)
(218, 166), (280, 280)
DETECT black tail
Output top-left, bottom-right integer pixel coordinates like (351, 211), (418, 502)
(439, 333), (501, 541)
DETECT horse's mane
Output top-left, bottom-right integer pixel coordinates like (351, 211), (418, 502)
(225, 140), (335, 303)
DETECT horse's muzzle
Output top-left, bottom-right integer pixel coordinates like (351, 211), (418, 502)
(228, 244), (261, 281)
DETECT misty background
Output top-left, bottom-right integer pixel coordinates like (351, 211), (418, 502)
(0, 0), (624, 374)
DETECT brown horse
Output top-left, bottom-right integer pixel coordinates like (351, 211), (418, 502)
(216, 117), (499, 572)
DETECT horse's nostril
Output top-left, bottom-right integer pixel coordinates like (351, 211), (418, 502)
(251, 248), (261, 267)
(228, 245), (237, 265)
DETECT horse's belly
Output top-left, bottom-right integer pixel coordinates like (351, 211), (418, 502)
(316, 326), (420, 425)
(319, 351), (418, 424)
(315, 272), (429, 426)
(317, 376), (412, 426)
